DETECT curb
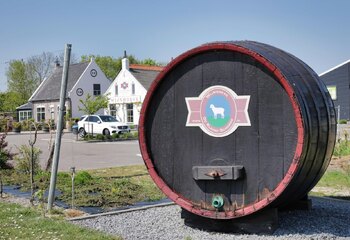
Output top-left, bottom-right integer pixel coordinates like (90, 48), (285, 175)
(312, 196), (350, 203)
(68, 202), (175, 221)
(80, 138), (138, 143)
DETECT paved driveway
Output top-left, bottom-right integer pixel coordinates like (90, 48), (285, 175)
(5, 132), (143, 172)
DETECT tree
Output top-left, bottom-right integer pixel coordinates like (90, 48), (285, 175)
(58, 51), (78, 65)
(141, 58), (158, 66)
(81, 55), (121, 80)
(80, 54), (159, 80)
(27, 52), (55, 85)
(6, 60), (37, 103)
(0, 132), (14, 198)
(0, 91), (26, 112)
(78, 94), (109, 137)
(78, 93), (109, 115)
(5, 51), (78, 106)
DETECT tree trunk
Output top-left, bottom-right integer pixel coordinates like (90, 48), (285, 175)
(29, 124), (38, 206)
(0, 174), (3, 198)
(45, 142), (55, 171)
(30, 145), (34, 205)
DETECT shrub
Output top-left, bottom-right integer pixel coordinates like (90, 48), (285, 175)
(333, 136), (350, 157)
(112, 133), (119, 139)
(105, 134), (112, 140)
(132, 131), (139, 138)
(96, 134), (105, 140)
(14, 145), (41, 173)
(339, 119), (348, 124)
(12, 122), (21, 129)
(0, 133), (14, 169)
(126, 132), (135, 139)
(75, 171), (92, 185)
(83, 134), (94, 140)
(0, 119), (7, 132)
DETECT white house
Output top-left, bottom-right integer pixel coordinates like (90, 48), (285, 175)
(19, 58), (111, 122)
(105, 57), (163, 126)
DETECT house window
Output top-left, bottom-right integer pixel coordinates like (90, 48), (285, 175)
(115, 84), (118, 96)
(132, 82), (135, 95)
(109, 104), (117, 117)
(19, 111), (32, 121)
(93, 84), (101, 96)
(37, 107), (45, 122)
(126, 103), (133, 123)
(327, 85), (337, 100)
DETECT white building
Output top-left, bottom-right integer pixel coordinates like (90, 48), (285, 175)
(105, 57), (163, 126)
(19, 58), (111, 122)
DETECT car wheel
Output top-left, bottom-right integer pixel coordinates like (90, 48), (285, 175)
(78, 128), (86, 137)
(103, 129), (110, 135)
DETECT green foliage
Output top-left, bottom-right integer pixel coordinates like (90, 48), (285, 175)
(0, 118), (7, 132)
(0, 133), (14, 169)
(14, 145), (41, 173)
(339, 119), (348, 124)
(6, 60), (38, 103)
(141, 58), (158, 66)
(96, 134), (105, 140)
(83, 134), (94, 141)
(125, 132), (136, 139)
(0, 91), (25, 112)
(317, 170), (350, 188)
(3, 165), (165, 209)
(80, 54), (160, 80)
(12, 121), (21, 128)
(75, 171), (93, 185)
(333, 138), (350, 157)
(80, 55), (140, 80)
(78, 93), (109, 115)
(112, 133), (119, 139)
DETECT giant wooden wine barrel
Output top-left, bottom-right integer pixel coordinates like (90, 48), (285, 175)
(139, 41), (336, 220)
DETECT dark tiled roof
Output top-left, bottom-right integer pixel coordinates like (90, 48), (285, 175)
(129, 67), (162, 90)
(30, 62), (89, 101)
(16, 102), (33, 110)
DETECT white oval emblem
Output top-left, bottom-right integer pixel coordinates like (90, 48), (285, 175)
(185, 85), (251, 137)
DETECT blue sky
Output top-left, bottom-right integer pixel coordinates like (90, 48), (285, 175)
(1, 0), (350, 92)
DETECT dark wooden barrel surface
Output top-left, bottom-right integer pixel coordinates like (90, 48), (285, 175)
(139, 41), (336, 219)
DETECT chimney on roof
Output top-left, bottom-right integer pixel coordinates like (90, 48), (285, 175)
(54, 57), (60, 68)
(122, 50), (129, 70)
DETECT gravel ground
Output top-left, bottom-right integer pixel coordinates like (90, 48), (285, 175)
(74, 197), (350, 240)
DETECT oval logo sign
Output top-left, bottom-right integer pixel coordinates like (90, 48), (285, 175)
(185, 85), (251, 137)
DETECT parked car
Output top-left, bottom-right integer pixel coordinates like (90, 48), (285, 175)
(78, 115), (130, 137)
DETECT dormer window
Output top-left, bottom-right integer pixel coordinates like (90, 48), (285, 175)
(132, 82), (135, 95)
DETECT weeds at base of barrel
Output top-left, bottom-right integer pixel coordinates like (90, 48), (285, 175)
(1, 165), (165, 209)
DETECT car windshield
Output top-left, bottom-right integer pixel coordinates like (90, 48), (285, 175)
(99, 115), (118, 122)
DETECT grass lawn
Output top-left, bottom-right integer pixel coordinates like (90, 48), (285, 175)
(311, 168), (350, 199)
(0, 201), (121, 240)
(316, 170), (350, 188)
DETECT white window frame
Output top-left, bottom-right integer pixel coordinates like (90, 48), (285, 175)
(37, 107), (45, 122)
(126, 103), (133, 123)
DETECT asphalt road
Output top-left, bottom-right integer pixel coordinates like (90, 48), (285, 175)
(5, 132), (143, 172)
